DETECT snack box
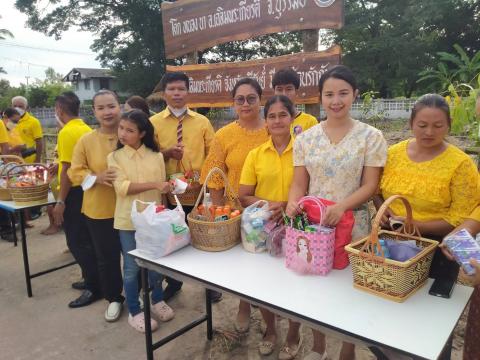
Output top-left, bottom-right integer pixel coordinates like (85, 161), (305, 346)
(443, 229), (480, 275)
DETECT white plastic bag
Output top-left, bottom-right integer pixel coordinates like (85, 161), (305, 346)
(241, 200), (271, 253)
(131, 197), (190, 258)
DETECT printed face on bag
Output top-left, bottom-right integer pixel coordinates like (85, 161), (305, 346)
(93, 94), (121, 129)
(266, 101), (293, 137)
(163, 80), (188, 109)
(320, 78), (357, 121)
(296, 237), (312, 263)
(118, 119), (145, 149)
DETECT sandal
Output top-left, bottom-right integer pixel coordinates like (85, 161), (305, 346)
(128, 313), (158, 333)
(278, 335), (303, 360)
(151, 301), (175, 322)
(258, 333), (276, 356)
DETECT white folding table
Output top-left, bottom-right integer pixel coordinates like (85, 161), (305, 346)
(130, 245), (473, 360)
(0, 193), (76, 297)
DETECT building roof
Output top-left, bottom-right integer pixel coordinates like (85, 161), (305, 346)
(63, 68), (114, 82)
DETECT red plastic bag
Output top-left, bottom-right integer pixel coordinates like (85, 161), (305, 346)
(302, 197), (355, 270)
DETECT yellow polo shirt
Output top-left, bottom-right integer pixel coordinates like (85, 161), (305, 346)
(239, 137), (294, 202)
(150, 108), (215, 177)
(16, 112), (43, 163)
(68, 130), (118, 219)
(57, 119), (92, 186)
(0, 121), (10, 148)
(108, 144), (166, 230)
(291, 112), (318, 137)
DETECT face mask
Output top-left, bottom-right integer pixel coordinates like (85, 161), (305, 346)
(14, 107), (25, 116)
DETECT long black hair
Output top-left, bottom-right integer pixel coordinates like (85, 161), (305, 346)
(318, 65), (358, 97)
(116, 109), (160, 152)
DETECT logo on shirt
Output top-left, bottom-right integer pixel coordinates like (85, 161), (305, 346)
(293, 125), (303, 136)
(314, 0), (336, 7)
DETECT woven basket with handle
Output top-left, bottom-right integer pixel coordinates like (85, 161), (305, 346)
(345, 195), (438, 302)
(7, 163), (50, 206)
(166, 157), (201, 207)
(0, 155), (25, 200)
(187, 167), (241, 252)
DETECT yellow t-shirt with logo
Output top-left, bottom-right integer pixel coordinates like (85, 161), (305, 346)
(57, 118), (92, 186)
(16, 112), (43, 163)
(291, 112), (318, 137)
(239, 137), (294, 202)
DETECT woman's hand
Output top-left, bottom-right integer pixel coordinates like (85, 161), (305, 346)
(286, 200), (302, 218)
(268, 201), (287, 223)
(96, 168), (117, 186)
(157, 181), (174, 194)
(164, 144), (184, 161)
(323, 203), (347, 227)
(459, 259), (480, 286)
(439, 243), (456, 262)
(379, 207), (396, 228)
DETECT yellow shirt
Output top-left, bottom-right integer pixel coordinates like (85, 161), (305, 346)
(0, 121), (9, 147)
(201, 121), (269, 198)
(108, 145), (166, 230)
(68, 130), (118, 219)
(150, 108), (215, 177)
(291, 112), (318, 137)
(16, 112), (43, 163)
(380, 140), (480, 227)
(57, 119), (92, 186)
(240, 137), (294, 202)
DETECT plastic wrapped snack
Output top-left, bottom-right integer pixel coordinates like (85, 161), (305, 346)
(241, 200), (271, 253)
(444, 229), (480, 276)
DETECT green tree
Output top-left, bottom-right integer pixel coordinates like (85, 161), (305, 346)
(321, 0), (480, 97)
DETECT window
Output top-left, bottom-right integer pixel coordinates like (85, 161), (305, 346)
(84, 79), (91, 90)
(99, 78), (110, 90)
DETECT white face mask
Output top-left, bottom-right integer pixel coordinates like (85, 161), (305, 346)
(14, 107), (25, 116)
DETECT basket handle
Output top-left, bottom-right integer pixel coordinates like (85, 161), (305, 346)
(298, 196), (326, 225)
(194, 167), (230, 208)
(6, 163), (49, 187)
(0, 155), (25, 164)
(360, 195), (421, 257)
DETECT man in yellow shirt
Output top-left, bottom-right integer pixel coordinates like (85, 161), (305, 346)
(1, 108), (26, 156)
(11, 96), (43, 163)
(150, 72), (216, 300)
(272, 68), (318, 137)
(51, 91), (99, 308)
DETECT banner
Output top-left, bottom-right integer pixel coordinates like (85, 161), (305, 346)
(162, 0), (344, 58)
(159, 46), (341, 107)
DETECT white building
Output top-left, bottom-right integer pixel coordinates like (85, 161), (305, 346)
(63, 68), (128, 103)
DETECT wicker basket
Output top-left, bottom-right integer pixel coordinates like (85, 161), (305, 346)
(345, 195), (438, 302)
(7, 163), (50, 206)
(0, 155), (25, 201)
(187, 167), (241, 252)
(166, 158), (201, 207)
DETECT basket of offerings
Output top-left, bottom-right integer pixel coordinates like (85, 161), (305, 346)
(0, 155), (25, 200)
(187, 167), (242, 252)
(166, 159), (202, 207)
(7, 163), (50, 206)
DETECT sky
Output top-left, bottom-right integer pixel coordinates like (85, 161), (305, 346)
(0, 0), (101, 86)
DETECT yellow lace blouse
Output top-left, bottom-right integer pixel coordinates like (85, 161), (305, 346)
(380, 140), (480, 227)
(200, 121), (268, 198)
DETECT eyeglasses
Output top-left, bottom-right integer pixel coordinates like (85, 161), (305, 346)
(234, 95), (259, 105)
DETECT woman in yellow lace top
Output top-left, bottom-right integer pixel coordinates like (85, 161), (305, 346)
(200, 78), (268, 202)
(375, 94), (479, 280)
(200, 78), (268, 336)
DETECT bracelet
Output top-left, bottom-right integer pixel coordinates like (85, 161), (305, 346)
(56, 200), (65, 206)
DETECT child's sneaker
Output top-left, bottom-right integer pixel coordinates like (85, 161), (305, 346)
(151, 301), (175, 322)
(128, 312), (158, 333)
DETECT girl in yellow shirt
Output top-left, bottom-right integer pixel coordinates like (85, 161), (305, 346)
(239, 95), (301, 358)
(201, 78), (269, 334)
(375, 94), (479, 281)
(108, 110), (175, 333)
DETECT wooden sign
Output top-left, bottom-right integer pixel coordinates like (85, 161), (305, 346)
(162, 0), (344, 58)
(160, 46), (341, 107)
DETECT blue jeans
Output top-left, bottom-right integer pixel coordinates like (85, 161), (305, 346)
(119, 230), (164, 316)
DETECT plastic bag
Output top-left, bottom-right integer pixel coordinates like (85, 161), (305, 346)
(265, 221), (286, 257)
(131, 197), (190, 258)
(241, 200), (271, 253)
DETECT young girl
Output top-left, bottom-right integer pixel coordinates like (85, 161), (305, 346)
(107, 109), (175, 333)
(239, 95), (301, 359)
(286, 65), (387, 360)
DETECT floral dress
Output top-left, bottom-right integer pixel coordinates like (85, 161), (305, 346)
(293, 120), (387, 240)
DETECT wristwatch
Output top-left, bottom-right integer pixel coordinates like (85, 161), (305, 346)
(56, 200), (65, 206)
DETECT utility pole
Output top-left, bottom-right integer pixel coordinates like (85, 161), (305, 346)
(302, 29), (320, 118)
